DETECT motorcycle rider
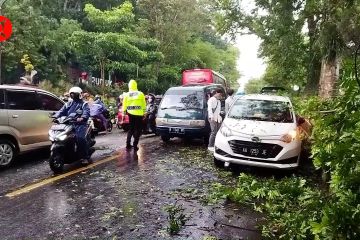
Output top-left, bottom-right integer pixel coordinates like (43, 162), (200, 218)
(144, 94), (157, 133)
(89, 99), (108, 133)
(90, 95), (108, 133)
(122, 79), (146, 151)
(94, 95), (106, 108)
(54, 86), (91, 164)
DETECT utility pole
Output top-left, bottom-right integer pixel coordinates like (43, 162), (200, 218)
(0, 0), (8, 85)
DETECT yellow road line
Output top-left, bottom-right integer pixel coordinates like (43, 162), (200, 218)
(5, 153), (122, 198)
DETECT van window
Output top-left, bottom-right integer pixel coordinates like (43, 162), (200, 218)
(7, 91), (40, 110)
(160, 89), (204, 110)
(157, 89), (204, 120)
(0, 90), (5, 109)
(38, 93), (64, 111)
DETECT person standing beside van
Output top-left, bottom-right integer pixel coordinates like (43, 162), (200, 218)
(207, 89), (223, 151)
(122, 80), (146, 151)
(225, 88), (235, 114)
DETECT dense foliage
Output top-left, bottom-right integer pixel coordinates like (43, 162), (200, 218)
(215, 0), (360, 97)
(2, 0), (240, 94)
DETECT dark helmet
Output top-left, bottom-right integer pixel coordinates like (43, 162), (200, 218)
(94, 95), (101, 101)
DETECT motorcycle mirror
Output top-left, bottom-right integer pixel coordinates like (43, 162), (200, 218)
(297, 117), (306, 126)
(69, 112), (77, 118)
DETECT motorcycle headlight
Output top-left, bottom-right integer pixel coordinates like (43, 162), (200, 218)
(220, 125), (232, 137)
(280, 129), (297, 143)
(57, 134), (67, 141)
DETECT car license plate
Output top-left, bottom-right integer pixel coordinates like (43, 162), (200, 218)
(169, 128), (185, 134)
(241, 147), (260, 156)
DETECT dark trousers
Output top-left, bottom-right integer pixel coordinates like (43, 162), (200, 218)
(146, 113), (156, 132)
(75, 124), (88, 159)
(127, 114), (143, 147)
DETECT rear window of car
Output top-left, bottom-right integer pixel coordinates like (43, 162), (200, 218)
(228, 99), (294, 123)
(37, 93), (64, 111)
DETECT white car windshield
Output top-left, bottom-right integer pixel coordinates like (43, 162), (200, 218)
(228, 99), (294, 123)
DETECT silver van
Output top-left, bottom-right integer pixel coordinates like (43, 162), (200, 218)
(0, 85), (64, 167)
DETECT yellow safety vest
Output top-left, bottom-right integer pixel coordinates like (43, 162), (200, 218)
(122, 91), (146, 116)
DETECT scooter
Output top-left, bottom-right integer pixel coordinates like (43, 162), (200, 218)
(49, 112), (96, 174)
(117, 110), (130, 131)
(91, 110), (113, 135)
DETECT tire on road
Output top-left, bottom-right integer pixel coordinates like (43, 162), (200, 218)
(49, 154), (65, 174)
(0, 139), (16, 168)
(107, 121), (113, 132)
(213, 157), (224, 168)
(122, 124), (130, 132)
(161, 135), (170, 143)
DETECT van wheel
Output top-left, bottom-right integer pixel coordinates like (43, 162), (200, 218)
(0, 140), (16, 167)
(161, 135), (170, 143)
(213, 157), (224, 168)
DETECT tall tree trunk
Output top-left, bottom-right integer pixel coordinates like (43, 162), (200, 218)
(100, 59), (105, 92)
(319, 56), (340, 99)
(304, 14), (321, 94)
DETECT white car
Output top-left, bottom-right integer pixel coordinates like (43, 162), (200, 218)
(214, 94), (303, 169)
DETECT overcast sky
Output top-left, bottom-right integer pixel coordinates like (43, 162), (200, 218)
(235, 35), (266, 90)
(234, 1), (267, 91)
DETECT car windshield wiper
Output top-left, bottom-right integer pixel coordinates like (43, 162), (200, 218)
(161, 106), (186, 110)
(235, 116), (266, 121)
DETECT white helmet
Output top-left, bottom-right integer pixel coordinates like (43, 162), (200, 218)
(69, 86), (83, 99)
(69, 86), (83, 94)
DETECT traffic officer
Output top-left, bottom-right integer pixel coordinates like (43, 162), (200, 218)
(122, 79), (146, 151)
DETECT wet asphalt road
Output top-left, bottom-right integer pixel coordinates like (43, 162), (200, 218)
(0, 130), (262, 240)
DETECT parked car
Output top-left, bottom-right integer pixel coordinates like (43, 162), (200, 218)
(260, 86), (286, 94)
(214, 94), (304, 169)
(156, 84), (226, 143)
(0, 85), (64, 167)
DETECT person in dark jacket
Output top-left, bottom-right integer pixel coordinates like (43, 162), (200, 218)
(92, 95), (108, 131)
(54, 86), (91, 164)
(145, 94), (157, 133)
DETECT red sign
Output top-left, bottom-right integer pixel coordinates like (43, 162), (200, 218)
(81, 72), (88, 79)
(0, 16), (12, 42)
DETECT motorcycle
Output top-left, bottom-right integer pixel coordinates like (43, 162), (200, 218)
(116, 110), (130, 131)
(116, 111), (158, 135)
(91, 109), (113, 135)
(48, 112), (96, 174)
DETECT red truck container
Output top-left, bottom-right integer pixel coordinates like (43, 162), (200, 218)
(182, 69), (227, 87)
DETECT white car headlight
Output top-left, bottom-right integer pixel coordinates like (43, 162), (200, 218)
(156, 118), (167, 125)
(280, 129), (298, 143)
(220, 125), (232, 137)
(190, 120), (205, 127)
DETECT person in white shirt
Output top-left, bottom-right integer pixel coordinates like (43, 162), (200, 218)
(225, 88), (235, 114)
(207, 89), (223, 151)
